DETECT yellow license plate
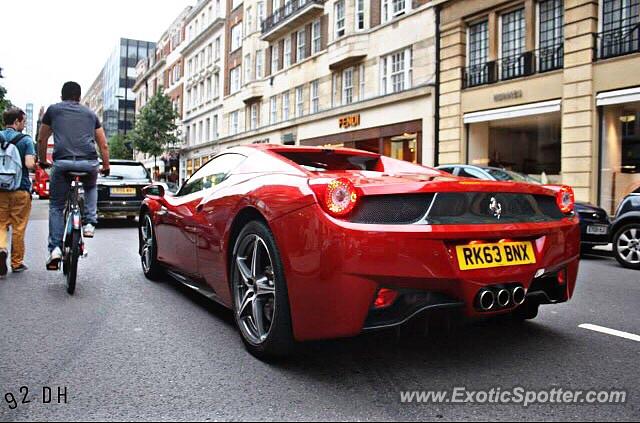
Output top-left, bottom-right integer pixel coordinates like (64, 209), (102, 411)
(456, 241), (536, 271)
(111, 187), (136, 196)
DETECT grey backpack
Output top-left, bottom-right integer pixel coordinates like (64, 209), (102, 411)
(0, 132), (26, 191)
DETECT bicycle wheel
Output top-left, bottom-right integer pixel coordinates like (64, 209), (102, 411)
(66, 230), (81, 295)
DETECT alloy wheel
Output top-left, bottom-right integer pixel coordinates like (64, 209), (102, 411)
(617, 227), (640, 265)
(233, 234), (277, 345)
(141, 215), (154, 274)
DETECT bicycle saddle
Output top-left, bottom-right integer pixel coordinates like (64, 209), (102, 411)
(66, 172), (90, 177)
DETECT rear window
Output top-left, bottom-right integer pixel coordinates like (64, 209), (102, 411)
(106, 164), (149, 180)
(278, 151), (381, 172)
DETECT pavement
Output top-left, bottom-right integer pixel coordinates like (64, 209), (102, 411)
(0, 199), (638, 421)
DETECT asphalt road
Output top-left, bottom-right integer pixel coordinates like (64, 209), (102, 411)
(0, 200), (638, 421)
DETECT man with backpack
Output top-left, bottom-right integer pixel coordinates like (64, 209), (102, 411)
(0, 107), (36, 278)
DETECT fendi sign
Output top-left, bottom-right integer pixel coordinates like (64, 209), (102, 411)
(339, 114), (361, 129)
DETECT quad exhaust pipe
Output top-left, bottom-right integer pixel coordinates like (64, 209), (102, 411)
(478, 290), (496, 311)
(512, 286), (526, 305)
(477, 286), (527, 311)
(497, 289), (511, 308)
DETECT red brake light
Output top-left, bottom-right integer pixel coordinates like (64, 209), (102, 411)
(311, 178), (359, 218)
(556, 185), (575, 214)
(374, 288), (399, 309)
(557, 269), (567, 285)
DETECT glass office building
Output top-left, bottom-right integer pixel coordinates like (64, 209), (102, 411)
(102, 38), (155, 138)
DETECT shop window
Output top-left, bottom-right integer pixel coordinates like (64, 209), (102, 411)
(601, 104), (640, 214)
(468, 114), (561, 178)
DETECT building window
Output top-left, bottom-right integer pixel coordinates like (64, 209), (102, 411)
(466, 20), (489, 87)
(272, 43), (280, 73)
(297, 29), (307, 61)
(207, 45), (212, 65)
(205, 118), (210, 142)
(600, 0), (640, 58)
(232, 0), (242, 10)
(213, 115), (219, 139)
(284, 37), (292, 67)
(312, 19), (322, 54)
(230, 66), (241, 93)
(257, 2), (265, 31)
(230, 111), (240, 135)
(270, 96), (278, 123)
(231, 23), (243, 52)
(246, 6), (253, 33)
(215, 37), (221, 61)
(296, 86), (304, 117)
(335, 0), (345, 38)
(538, 0), (564, 72)
(380, 48), (412, 95)
(206, 77), (212, 100)
(200, 82), (205, 104)
(358, 64), (365, 100)
(256, 50), (264, 78)
(500, 8), (526, 80)
(310, 80), (319, 113)
(198, 121), (203, 143)
(250, 103), (259, 129)
(382, 0), (409, 23)
(244, 54), (252, 83)
(214, 72), (220, 98)
(356, 0), (365, 31)
(343, 67), (354, 104)
(282, 92), (290, 120)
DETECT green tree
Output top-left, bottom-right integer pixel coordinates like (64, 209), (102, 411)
(0, 85), (13, 130)
(128, 92), (179, 169)
(108, 134), (133, 160)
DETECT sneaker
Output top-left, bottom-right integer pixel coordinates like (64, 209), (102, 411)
(0, 249), (7, 279)
(46, 247), (63, 271)
(83, 224), (95, 238)
(12, 264), (29, 273)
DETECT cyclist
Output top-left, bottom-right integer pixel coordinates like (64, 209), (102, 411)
(37, 81), (110, 270)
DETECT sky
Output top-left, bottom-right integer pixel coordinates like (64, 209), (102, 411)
(0, 0), (194, 123)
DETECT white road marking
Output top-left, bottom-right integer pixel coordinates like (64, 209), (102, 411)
(579, 324), (640, 342)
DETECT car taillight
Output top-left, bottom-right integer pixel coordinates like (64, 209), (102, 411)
(373, 288), (399, 309)
(310, 178), (359, 218)
(557, 269), (567, 285)
(556, 185), (575, 214)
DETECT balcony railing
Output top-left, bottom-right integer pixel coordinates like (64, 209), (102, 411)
(463, 47), (563, 89)
(596, 24), (640, 60)
(261, 0), (324, 35)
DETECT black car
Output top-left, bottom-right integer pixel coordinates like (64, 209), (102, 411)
(97, 160), (152, 220)
(436, 164), (611, 251)
(611, 189), (640, 270)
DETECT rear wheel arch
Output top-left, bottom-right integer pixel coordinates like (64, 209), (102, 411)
(611, 214), (640, 236)
(226, 207), (270, 276)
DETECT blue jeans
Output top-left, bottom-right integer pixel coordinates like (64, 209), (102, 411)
(48, 160), (100, 252)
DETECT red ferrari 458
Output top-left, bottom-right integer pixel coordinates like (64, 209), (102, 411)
(139, 145), (580, 358)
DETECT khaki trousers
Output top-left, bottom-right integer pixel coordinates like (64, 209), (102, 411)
(0, 191), (32, 269)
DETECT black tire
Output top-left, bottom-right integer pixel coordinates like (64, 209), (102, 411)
(230, 220), (295, 359)
(511, 301), (539, 321)
(66, 230), (81, 295)
(613, 223), (640, 270)
(139, 214), (164, 280)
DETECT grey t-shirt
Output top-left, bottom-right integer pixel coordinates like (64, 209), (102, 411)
(42, 101), (101, 161)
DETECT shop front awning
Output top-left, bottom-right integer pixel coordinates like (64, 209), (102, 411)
(463, 100), (562, 124)
(596, 87), (640, 106)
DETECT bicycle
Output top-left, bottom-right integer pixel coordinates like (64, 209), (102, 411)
(57, 171), (88, 295)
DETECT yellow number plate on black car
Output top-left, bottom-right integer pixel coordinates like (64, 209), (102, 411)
(110, 187), (136, 196)
(456, 241), (536, 271)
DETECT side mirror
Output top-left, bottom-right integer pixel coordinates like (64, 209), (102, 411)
(142, 184), (165, 198)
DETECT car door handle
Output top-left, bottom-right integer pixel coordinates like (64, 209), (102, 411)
(196, 204), (204, 213)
